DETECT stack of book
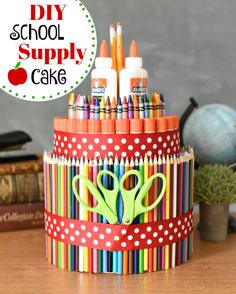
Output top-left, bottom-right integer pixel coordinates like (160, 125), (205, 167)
(0, 131), (44, 232)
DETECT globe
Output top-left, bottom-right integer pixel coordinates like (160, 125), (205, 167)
(183, 104), (236, 165)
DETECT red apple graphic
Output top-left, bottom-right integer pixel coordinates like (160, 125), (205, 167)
(8, 62), (27, 86)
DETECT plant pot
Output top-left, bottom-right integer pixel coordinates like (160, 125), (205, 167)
(199, 203), (229, 242)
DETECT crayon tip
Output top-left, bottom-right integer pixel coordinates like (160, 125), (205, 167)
(130, 40), (139, 57)
(69, 92), (75, 103)
(128, 95), (133, 104)
(99, 40), (109, 58)
(110, 24), (115, 29)
(106, 96), (111, 106)
(111, 97), (117, 106)
(95, 96), (100, 106)
(117, 97), (122, 105)
(123, 96), (127, 104)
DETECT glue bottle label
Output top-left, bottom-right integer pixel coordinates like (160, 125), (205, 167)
(91, 78), (107, 96)
(130, 78), (148, 95)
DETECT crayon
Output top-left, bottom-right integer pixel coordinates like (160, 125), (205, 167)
(148, 94), (153, 118)
(90, 97), (95, 120)
(139, 156), (144, 273)
(68, 93), (75, 119)
(138, 96), (144, 119)
(100, 96), (106, 120)
(133, 95), (139, 119)
(94, 97), (100, 120)
(111, 97), (117, 119)
(122, 96), (128, 119)
(117, 97), (122, 119)
(84, 96), (89, 119)
(144, 95), (149, 118)
(128, 95), (134, 119)
(105, 96), (111, 119)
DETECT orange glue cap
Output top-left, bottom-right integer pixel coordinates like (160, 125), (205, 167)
(130, 40), (139, 57)
(99, 40), (109, 57)
(155, 117), (167, 132)
(116, 119), (130, 134)
(88, 120), (102, 134)
(101, 119), (115, 134)
(144, 118), (156, 133)
(77, 119), (88, 134)
(130, 119), (143, 134)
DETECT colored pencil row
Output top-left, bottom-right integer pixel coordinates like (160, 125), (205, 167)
(68, 93), (165, 120)
(44, 148), (194, 274)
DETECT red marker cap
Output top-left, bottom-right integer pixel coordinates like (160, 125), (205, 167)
(88, 120), (102, 134)
(116, 119), (130, 134)
(166, 116), (175, 130)
(144, 118), (156, 133)
(155, 117), (167, 132)
(130, 119), (143, 134)
(77, 119), (88, 134)
(101, 119), (115, 134)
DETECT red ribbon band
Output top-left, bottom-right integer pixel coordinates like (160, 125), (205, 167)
(45, 209), (193, 251)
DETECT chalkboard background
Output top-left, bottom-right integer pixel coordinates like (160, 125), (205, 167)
(0, 0), (236, 152)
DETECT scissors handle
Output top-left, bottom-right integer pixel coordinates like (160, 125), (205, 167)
(72, 175), (118, 224)
(134, 172), (166, 221)
(120, 170), (142, 225)
(96, 170), (119, 215)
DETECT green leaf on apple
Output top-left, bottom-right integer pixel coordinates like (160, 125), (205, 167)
(15, 62), (21, 69)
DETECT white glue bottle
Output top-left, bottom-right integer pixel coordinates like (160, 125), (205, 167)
(91, 40), (117, 99)
(119, 40), (148, 101)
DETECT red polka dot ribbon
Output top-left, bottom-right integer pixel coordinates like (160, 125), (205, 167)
(53, 130), (180, 159)
(45, 209), (193, 251)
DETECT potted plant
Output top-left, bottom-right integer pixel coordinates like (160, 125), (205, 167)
(194, 164), (236, 242)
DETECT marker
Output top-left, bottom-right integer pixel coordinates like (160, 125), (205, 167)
(128, 95), (134, 119)
(111, 97), (117, 119)
(116, 119), (130, 134)
(105, 96), (111, 119)
(156, 117), (167, 132)
(144, 118), (155, 133)
(130, 119), (143, 134)
(122, 96), (128, 119)
(68, 93), (75, 119)
(101, 119), (115, 134)
(76, 119), (88, 134)
(88, 120), (101, 134)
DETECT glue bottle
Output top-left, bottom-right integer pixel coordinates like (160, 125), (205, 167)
(119, 40), (148, 100)
(91, 40), (117, 99)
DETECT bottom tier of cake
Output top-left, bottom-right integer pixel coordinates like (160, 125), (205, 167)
(44, 148), (194, 274)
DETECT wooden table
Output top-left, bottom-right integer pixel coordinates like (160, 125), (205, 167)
(0, 218), (235, 294)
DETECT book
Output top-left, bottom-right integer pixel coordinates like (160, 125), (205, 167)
(0, 202), (44, 232)
(0, 154), (43, 175)
(0, 131), (32, 150)
(0, 172), (44, 204)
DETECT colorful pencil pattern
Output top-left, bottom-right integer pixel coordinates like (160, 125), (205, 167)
(44, 148), (194, 274)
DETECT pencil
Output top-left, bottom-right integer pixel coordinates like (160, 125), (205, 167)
(164, 155), (170, 270)
(118, 157), (124, 274)
(113, 156), (119, 273)
(129, 157), (135, 274)
(108, 157), (114, 272)
(157, 156), (162, 271)
(153, 156), (158, 271)
(172, 155), (177, 268)
(79, 157), (84, 272)
(144, 154), (149, 271)
(134, 157), (140, 274)
(98, 157), (103, 273)
(88, 159), (93, 273)
(71, 158), (76, 271)
(57, 157), (62, 269)
(110, 25), (117, 70)
(75, 158), (80, 271)
(117, 22), (123, 78)
(92, 158), (98, 273)
(148, 158), (154, 272)
(83, 157), (89, 272)
(161, 156), (166, 270)
(139, 156), (144, 273)
(67, 158), (72, 271)
(123, 157), (129, 275)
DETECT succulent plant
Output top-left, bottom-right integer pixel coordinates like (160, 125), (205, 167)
(194, 165), (236, 204)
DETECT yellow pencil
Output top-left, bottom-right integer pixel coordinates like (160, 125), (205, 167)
(83, 157), (89, 272)
(79, 157), (84, 272)
(144, 154), (149, 271)
(165, 155), (170, 269)
(117, 22), (124, 79)
(110, 24), (117, 70)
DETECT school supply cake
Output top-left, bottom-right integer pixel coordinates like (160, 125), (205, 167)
(44, 23), (194, 275)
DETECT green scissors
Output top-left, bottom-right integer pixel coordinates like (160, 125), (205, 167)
(72, 170), (166, 225)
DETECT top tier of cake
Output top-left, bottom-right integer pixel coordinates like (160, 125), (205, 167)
(53, 115), (180, 159)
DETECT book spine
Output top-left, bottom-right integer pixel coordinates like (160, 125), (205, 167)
(0, 172), (44, 204)
(0, 161), (43, 175)
(0, 202), (44, 232)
